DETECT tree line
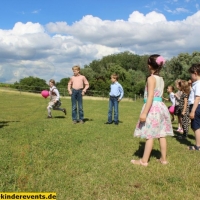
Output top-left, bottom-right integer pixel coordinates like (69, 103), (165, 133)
(6, 51), (200, 97)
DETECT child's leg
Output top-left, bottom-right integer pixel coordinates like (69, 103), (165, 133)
(131, 139), (153, 165)
(71, 90), (77, 121)
(113, 98), (119, 124)
(47, 105), (52, 117)
(142, 138), (154, 163)
(108, 97), (113, 123)
(47, 101), (54, 117)
(77, 91), (84, 121)
(178, 115), (182, 129)
(52, 101), (66, 115)
(171, 113), (175, 121)
(195, 129), (200, 146)
(158, 137), (167, 162)
(181, 114), (189, 137)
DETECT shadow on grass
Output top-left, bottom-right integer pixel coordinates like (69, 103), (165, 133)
(84, 118), (93, 122)
(133, 141), (161, 159)
(54, 116), (65, 118)
(172, 128), (195, 146)
(0, 120), (20, 128)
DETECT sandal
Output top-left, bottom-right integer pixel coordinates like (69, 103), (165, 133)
(157, 159), (168, 165)
(130, 159), (148, 166)
(188, 145), (200, 150)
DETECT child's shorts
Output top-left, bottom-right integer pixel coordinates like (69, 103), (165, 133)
(190, 104), (200, 131)
(48, 100), (61, 109)
(174, 105), (181, 116)
(168, 106), (175, 114)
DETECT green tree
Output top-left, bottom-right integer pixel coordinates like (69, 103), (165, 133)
(56, 78), (70, 88)
(14, 76), (48, 92)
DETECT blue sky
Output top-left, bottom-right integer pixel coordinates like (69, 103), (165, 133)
(0, 0), (200, 83)
(0, 0), (198, 27)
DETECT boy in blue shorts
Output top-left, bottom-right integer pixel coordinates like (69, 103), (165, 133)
(188, 64), (200, 150)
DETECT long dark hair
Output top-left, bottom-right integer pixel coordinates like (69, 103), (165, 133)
(148, 54), (165, 75)
(146, 54), (165, 81)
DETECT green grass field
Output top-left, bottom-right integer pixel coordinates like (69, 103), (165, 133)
(0, 90), (200, 200)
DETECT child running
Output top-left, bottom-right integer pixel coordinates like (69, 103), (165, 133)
(47, 79), (66, 118)
(131, 54), (173, 166)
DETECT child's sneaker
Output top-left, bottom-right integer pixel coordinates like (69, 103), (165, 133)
(176, 128), (183, 133)
(179, 129), (183, 133)
(63, 108), (66, 115)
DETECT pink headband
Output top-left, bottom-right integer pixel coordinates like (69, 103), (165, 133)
(156, 56), (165, 66)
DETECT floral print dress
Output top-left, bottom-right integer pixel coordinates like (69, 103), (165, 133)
(134, 75), (174, 139)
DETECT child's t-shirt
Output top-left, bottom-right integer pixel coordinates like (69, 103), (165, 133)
(175, 90), (182, 106)
(50, 86), (60, 101)
(169, 92), (175, 106)
(188, 80), (200, 105)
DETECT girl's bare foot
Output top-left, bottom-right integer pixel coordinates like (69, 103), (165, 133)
(131, 159), (148, 166)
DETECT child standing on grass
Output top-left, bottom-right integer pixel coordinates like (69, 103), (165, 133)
(162, 86), (176, 121)
(104, 74), (124, 125)
(47, 79), (66, 118)
(188, 64), (200, 150)
(68, 65), (89, 124)
(131, 54), (173, 166)
(174, 79), (183, 133)
(177, 80), (190, 139)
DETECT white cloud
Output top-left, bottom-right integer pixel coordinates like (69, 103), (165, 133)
(128, 11), (167, 23)
(32, 9), (41, 14)
(165, 7), (189, 14)
(1, 11), (200, 83)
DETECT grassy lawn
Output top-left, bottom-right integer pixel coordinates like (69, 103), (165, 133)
(0, 90), (200, 199)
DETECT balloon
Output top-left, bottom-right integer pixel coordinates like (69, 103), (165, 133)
(169, 106), (175, 114)
(41, 90), (49, 98)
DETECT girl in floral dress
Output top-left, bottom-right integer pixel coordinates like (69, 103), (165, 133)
(131, 54), (174, 166)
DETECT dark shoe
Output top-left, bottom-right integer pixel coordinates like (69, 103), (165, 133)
(63, 108), (66, 115)
(79, 120), (84, 124)
(73, 120), (77, 124)
(104, 122), (112, 124)
(114, 122), (118, 125)
(188, 145), (200, 150)
(47, 115), (52, 118)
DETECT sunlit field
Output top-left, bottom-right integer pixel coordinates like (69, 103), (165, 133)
(0, 90), (200, 200)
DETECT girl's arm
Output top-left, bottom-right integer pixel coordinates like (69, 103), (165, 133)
(140, 76), (155, 122)
(190, 96), (200, 119)
(162, 96), (169, 101)
(174, 93), (180, 99)
(182, 97), (187, 115)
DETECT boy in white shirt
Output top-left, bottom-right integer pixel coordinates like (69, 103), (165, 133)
(47, 79), (66, 118)
(188, 64), (200, 150)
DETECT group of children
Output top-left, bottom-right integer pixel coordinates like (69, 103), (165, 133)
(47, 66), (89, 123)
(46, 56), (200, 167)
(47, 65), (124, 125)
(163, 80), (191, 139)
(131, 55), (200, 166)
